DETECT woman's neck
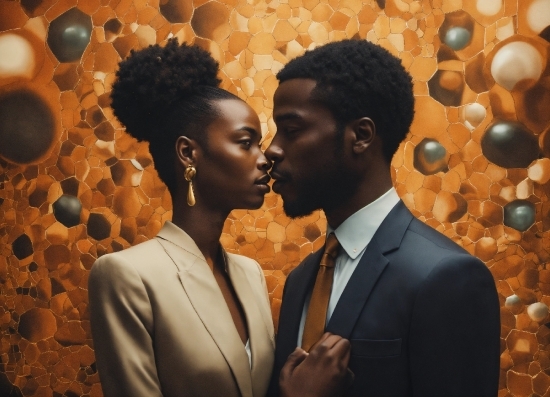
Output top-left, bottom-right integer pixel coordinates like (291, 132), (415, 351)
(171, 195), (230, 270)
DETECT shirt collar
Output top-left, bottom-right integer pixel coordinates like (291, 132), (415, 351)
(327, 188), (400, 260)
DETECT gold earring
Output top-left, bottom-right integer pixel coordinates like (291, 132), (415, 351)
(184, 165), (196, 206)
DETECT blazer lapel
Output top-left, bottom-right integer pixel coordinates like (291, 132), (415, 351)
(156, 223), (253, 397)
(326, 201), (414, 338)
(277, 249), (322, 356)
(326, 242), (388, 337)
(226, 255), (273, 397)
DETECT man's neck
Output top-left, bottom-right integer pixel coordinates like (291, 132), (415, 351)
(325, 173), (393, 229)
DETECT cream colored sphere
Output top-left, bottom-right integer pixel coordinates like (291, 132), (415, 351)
(463, 103), (486, 130)
(527, 0), (550, 33)
(490, 41), (543, 91)
(476, 0), (502, 16)
(0, 33), (35, 79)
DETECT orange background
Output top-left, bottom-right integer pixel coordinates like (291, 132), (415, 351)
(1, 0), (550, 396)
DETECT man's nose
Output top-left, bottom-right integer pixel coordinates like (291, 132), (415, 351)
(265, 140), (284, 163)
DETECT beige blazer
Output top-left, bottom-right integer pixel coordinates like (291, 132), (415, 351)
(88, 221), (275, 397)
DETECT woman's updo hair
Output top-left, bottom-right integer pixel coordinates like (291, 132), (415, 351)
(110, 38), (239, 195)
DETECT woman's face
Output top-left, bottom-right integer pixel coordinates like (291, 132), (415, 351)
(193, 99), (270, 211)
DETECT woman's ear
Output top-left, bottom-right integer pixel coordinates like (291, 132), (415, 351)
(175, 136), (199, 167)
(350, 117), (376, 154)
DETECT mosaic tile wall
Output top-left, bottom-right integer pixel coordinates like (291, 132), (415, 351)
(0, 0), (549, 395)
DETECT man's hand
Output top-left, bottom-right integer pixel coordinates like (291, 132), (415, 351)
(279, 332), (354, 397)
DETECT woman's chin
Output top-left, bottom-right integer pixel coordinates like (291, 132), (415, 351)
(238, 196), (266, 210)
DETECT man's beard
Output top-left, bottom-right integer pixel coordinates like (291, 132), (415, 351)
(281, 126), (350, 219)
(282, 165), (357, 219)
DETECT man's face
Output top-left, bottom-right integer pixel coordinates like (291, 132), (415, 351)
(265, 78), (354, 218)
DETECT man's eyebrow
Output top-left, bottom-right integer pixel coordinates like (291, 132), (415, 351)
(274, 112), (302, 124)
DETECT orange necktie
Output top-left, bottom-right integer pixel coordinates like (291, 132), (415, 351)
(301, 233), (340, 352)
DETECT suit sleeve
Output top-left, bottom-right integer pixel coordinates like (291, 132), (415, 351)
(409, 254), (500, 397)
(88, 254), (163, 397)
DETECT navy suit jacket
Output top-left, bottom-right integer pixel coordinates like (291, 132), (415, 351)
(271, 201), (500, 397)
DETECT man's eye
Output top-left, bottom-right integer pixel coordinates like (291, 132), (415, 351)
(240, 140), (252, 148)
(282, 126), (300, 134)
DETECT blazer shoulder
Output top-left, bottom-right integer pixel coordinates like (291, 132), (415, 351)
(406, 216), (469, 255)
(226, 252), (263, 275)
(91, 238), (168, 276)
(385, 216), (488, 283)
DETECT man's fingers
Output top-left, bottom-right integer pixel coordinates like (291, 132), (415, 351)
(331, 337), (351, 359)
(310, 333), (349, 354)
(344, 368), (355, 388)
(308, 332), (333, 351)
(280, 347), (308, 380)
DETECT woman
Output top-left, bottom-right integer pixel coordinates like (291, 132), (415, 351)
(88, 39), (274, 397)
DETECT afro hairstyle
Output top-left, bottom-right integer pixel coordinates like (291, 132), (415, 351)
(110, 38), (238, 195)
(277, 39), (415, 164)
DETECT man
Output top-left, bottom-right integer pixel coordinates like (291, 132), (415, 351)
(265, 39), (500, 396)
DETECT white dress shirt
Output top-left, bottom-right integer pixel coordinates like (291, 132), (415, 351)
(296, 188), (401, 347)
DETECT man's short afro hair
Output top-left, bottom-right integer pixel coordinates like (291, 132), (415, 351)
(277, 39), (415, 163)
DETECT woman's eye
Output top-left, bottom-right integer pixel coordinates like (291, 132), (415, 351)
(240, 140), (252, 148)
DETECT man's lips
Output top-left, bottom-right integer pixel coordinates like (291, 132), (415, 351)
(269, 171), (286, 182)
(269, 171), (288, 194)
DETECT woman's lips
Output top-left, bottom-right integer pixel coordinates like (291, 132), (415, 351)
(254, 174), (271, 193)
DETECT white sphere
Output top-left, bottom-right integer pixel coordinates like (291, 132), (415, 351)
(476, 0), (502, 16)
(0, 33), (35, 79)
(505, 294), (521, 307)
(490, 41), (543, 91)
(527, 0), (550, 33)
(527, 302), (549, 322)
(463, 103), (486, 128)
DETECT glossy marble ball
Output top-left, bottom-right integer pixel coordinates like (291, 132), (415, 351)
(503, 200), (536, 232)
(53, 195), (82, 227)
(463, 103), (486, 130)
(490, 41), (544, 91)
(413, 138), (448, 175)
(444, 26), (472, 51)
(505, 294), (521, 308)
(47, 8), (92, 62)
(476, 0), (503, 16)
(527, 302), (549, 322)
(481, 120), (539, 168)
(0, 89), (55, 164)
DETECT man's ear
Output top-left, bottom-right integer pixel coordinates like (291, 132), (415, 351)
(175, 136), (199, 167)
(350, 117), (376, 154)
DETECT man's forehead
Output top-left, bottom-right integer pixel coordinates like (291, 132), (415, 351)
(274, 78), (317, 99)
(273, 78), (318, 114)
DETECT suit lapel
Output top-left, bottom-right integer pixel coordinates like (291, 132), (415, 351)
(226, 254), (273, 397)
(277, 249), (322, 357)
(326, 242), (388, 337)
(155, 223), (253, 397)
(326, 201), (414, 338)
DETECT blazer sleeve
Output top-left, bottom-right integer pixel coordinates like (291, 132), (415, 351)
(409, 254), (500, 397)
(88, 253), (163, 397)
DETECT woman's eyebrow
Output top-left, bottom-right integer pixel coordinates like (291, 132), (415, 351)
(237, 126), (260, 137)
